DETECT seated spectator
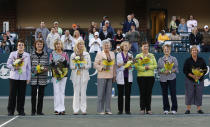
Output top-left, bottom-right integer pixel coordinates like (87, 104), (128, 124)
(178, 18), (188, 33)
(46, 27), (60, 52)
(187, 15), (197, 32)
(114, 29), (124, 49)
(89, 27), (97, 42)
(157, 30), (170, 44)
(125, 24), (140, 54)
(1, 34), (13, 52)
(131, 13), (139, 29)
(35, 21), (50, 43)
(201, 25), (210, 52)
(54, 21), (63, 36)
(72, 30), (83, 48)
(189, 27), (202, 52)
(100, 16), (109, 28)
(123, 15), (135, 34)
(0, 41), (10, 53)
(89, 32), (101, 53)
(169, 16), (177, 31)
(99, 20), (115, 39)
(99, 26), (113, 41)
(169, 29), (181, 42)
(61, 30), (74, 53)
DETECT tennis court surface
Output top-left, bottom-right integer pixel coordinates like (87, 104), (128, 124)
(1, 96), (210, 127)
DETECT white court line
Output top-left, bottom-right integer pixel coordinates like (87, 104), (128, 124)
(0, 116), (18, 127)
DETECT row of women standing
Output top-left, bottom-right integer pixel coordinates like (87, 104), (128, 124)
(6, 39), (207, 116)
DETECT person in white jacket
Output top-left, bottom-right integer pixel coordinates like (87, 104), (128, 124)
(187, 15), (197, 32)
(116, 41), (133, 115)
(89, 32), (102, 53)
(61, 30), (73, 53)
(46, 27), (60, 53)
(70, 40), (91, 115)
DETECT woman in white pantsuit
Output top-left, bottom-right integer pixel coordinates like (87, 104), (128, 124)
(70, 40), (91, 115)
(50, 40), (69, 115)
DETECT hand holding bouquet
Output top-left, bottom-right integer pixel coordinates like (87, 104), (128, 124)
(102, 58), (115, 72)
(192, 68), (204, 83)
(51, 60), (68, 81)
(161, 60), (174, 74)
(72, 55), (87, 75)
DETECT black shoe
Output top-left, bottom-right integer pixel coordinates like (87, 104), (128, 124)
(8, 112), (14, 116)
(54, 111), (59, 115)
(37, 112), (44, 115)
(125, 112), (131, 115)
(60, 111), (65, 115)
(197, 110), (204, 114)
(185, 110), (190, 114)
(18, 112), (26, 116)
(118, 111), (123, 115)
(31, 112), (36, 116)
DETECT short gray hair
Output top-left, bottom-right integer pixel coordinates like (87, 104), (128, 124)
(102, 40), (111, 50)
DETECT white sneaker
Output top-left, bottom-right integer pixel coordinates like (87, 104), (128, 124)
(171, 111), (176, 114)
(163, 111), (169, 114)
(98, 112), (105, 115)
(106, 112), (112, 115)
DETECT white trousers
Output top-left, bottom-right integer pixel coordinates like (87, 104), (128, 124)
(72, 77), (88, 113)
(52, 77), (67, 112)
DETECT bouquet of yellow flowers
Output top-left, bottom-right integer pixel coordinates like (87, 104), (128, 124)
(161, 60), (174, 73)
(102, 58), (115, 72)
(72, 55), (87, 75)
(51, 60), (68, 81)
(32, 64), (47, 76)
(13, 58), (24, 74)
(138, 56), (151, 66)
(192, 68), (204, 83)
(124, 57), (135, 71)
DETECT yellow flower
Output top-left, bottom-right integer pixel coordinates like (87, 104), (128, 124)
(124, 60), (133, 68)
(164, 62), (174, 71)
(192, 68), (204, 82)
(102, 59), (115, 66)
(139, 56), (150, 65)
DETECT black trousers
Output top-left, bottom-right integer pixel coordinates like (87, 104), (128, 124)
(7, 79), (27, 114)
(117, 78), (132, 113)
(160, 79), (178, 111)
(31, 85), (45, 113)
(137, 77), (155, 111)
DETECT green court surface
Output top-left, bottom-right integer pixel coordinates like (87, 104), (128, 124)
(1, 96), (210, 127)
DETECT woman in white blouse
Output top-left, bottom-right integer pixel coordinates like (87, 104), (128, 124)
(70, 40), (91, 115)
(89, 32), (102, 53)
(72, 30), (83, 49)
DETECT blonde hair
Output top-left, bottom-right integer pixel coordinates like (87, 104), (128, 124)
(54, 39), (64, 50)
(73, 30), (80, 38)
(190, 45), (198, 53)
(120, 41), (130, 51)
(73, 39), (87, 53)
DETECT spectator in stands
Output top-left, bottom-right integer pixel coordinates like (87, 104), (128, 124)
(70, 24), (78, 36)
(131, 13), (139, 29)
(99, 26), (113, 41)
(49, 40), (69, 115)
(183, 45), (207, 114)
(36, 32), (43, 41)
(175, 16), (181, 27)
(7, 40), (31, 116)
(35, 22), (50, 44)
(201, 25), (210, 52)
(70, 40), (91, 115)
(88, 21), (97, 34)
(89, 32), (102, 53)
(187, 15), (197, 32)
(116, 41), (133, 115)
(53, 21), (63, 36)
(6, 31), (16, 50)
(94, 40), (116, 115)
(61, 30), (74, 53)
(157, 30), (170, 45)
(178, 18), (188, 33)
(100, 16), (109, 28)
(46, 27), (60, 53)
(0, 41), (10, 53)
(30, 40), (48, 116)
(125, 24), (140, 54)
(114, 29), (124, 50)
(100, 20), (115, 38)
(169, 16), (177, 32)
(72, 30), (83, 49)
(76, 24), (85, 39)
(88, 27), (97, 42)
(169, 29), (181, 42)
(189, 27), (202, 52)
(158, 44), (178, 115)
(135, 42), (157, 115)
(123, 15), (135, 34)
(1, 34), (12, 52)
